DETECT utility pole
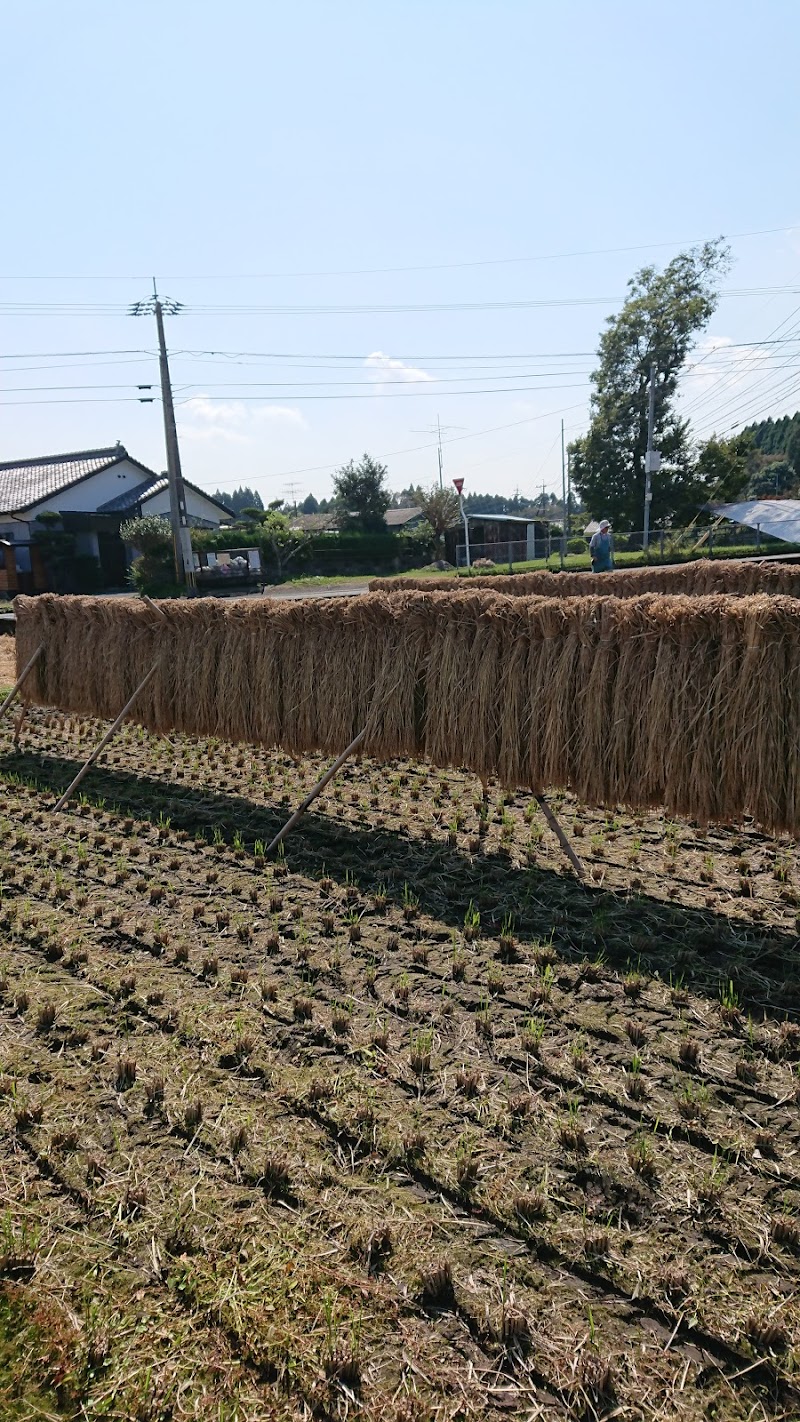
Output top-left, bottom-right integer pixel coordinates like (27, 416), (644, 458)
(129, 282), (195, 589)
(560, 419), (566, 570)
(453, 477), (470, 568)
(566, 447), (572, 534)
(643, 362), (660, 553)
(412, 417), (462, 489)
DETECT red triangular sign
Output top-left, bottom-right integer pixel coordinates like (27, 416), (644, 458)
(452, 478), (464, 495)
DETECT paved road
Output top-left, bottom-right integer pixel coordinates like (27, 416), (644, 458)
(261, 581), (369, 600)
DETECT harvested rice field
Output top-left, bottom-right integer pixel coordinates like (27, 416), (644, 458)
(1, 707), (800, 1421)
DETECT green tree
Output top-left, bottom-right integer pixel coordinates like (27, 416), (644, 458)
(569, 241), (730, 528)
(212, 485), (262, 515)
(786, 426), (800, 480)
(333, 453), (391, 532)
(693, 432), (754, 506)
(417, 485), (461, 554)
(300, 493), (319, 514)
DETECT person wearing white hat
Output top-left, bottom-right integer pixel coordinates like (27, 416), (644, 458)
(589, 519), (614, 573)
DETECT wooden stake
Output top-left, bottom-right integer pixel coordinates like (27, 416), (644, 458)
(0, 643), (43, 725)
(12, 708), (26, 749)
(52, 661), (161, 813)
(535, 794), (586, 880)
(266, 728), (368, 856)
(141, 594), (167, 619)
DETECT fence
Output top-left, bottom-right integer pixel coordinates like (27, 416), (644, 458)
(456, 523), (800, 570)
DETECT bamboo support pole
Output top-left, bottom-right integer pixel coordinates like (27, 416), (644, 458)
(0, 644), (43, 725)
(266, 728), (368, 856)
(52, 661), (162, 813)
(534, 794), (586, 880)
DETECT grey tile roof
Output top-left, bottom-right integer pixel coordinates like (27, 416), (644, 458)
(97, 477), (168, 513)
(289, 511), (339, 532)
(0, 445), (235, 521)
(0, 445), (136, 514)
(98, 476), (235, 520)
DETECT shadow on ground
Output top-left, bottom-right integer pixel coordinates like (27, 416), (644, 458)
(2, 748), (798, 1018)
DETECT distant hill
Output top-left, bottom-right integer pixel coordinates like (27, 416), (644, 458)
(736, 411), (800, 498)
(741, 411), (800, 456)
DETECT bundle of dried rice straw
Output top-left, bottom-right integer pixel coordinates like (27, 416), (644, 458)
(14, 590), (800, 835)
(369, 557), (800, 598)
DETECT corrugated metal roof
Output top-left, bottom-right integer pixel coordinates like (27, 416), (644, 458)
(711, 498), (800, 543)
(0, 445), (131, 513)
(467, 511), (538, 524)
(385, 506), (423, 526)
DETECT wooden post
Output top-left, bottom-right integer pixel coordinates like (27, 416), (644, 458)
(141, 594), (167, 619)
(535, 794), (586, 880)
(12, 708), (26, 749)
(0, 644), (43, 725)
(266, 728), (368, 856)
(52, 661), (161, 813)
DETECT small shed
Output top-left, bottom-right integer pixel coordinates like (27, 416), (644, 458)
(452, 512), (550, 566)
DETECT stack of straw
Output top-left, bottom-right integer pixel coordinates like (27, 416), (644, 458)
(14, 590), (800, 835)
(369, 558), (800, 599)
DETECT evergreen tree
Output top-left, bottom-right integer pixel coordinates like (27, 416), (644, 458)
(211, 485), (264, 515)
(333, 453), (391, 531)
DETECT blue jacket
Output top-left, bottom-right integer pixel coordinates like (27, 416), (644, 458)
(589, 530), (614, 570)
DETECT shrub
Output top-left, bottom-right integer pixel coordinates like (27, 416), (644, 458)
(120, 515), (180, 596)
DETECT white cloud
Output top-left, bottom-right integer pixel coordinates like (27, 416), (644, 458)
(178, 393), (303, 442)
(364, 351), (434, 387)
(252, 405), (304, 425)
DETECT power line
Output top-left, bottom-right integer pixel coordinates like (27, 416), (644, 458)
(4, 222), (797, 280)
(188, 401), (591, 489)
(174, 382), (591, 403)
(4, 284), (800, 318)
(1, 337), (799, 365)
(681, 303), (800, 420)
(0, 349), (150, 360)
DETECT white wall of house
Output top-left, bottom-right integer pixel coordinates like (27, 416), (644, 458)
(143, 486), (229, 527)
(22, 459), (154, 520)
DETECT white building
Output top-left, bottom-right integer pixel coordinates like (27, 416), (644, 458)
(0, 444), (234, 589)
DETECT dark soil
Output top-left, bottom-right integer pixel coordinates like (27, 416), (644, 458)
(0, 706), (798, 1420)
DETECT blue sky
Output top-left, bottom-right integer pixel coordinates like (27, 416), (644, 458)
(2, 0), (800, 504)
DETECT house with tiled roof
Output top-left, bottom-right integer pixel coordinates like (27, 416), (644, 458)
(0, 444), (234, 590)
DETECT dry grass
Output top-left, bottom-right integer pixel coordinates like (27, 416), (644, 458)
(0, 637), (16, 688)
(14, 589), (800, 835)
(370, 555), (800, 597)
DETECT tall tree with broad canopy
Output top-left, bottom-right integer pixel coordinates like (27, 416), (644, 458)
(333, 453), (391, 531)
(569, 241), (731, 528)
